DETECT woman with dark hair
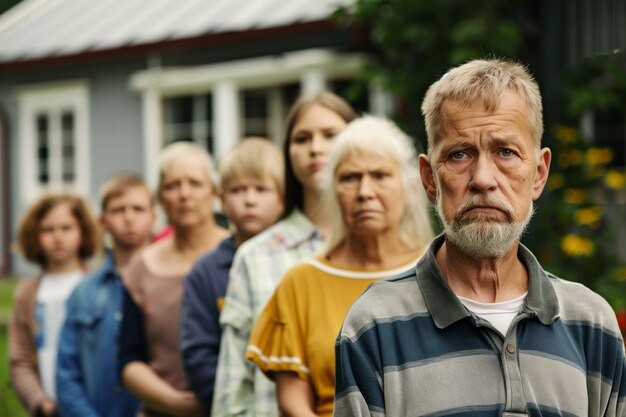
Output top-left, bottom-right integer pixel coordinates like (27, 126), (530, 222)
(212, 92), (356, 417)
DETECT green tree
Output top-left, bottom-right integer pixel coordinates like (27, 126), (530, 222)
(338, 2), (626, 314)
(336, 0), (526, 148)
(0, 0), (23, 15)
(527, 53), (626, 309)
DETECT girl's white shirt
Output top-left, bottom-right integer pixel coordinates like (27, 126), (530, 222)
(35, 270), (84, 399)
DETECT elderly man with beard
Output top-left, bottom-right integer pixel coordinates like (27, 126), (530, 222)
(333, 59), (626, 417)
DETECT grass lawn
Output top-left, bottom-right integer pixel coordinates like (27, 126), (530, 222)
(0, 277), (29, 417)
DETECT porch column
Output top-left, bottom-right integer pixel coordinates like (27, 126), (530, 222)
(301, 69), (326, 95)
(369, 82), (394, 117)
(141, 88), (161, 190)
(212, 80), (239, 159)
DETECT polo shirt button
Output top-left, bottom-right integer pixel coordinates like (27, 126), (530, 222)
(115, 311), (123, 321)
(506, 344), (516, 354)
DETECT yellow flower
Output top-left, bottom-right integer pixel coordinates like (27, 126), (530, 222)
(605, 170), (626, 189)
(555, 125), (578, 143)
(617, 267), (626, 282)
(548, 173), (564, 190)
(564, 188), (587, 204)
(586, 147), (613, 165)
(574, 207), (602, 225)
(558, 150), (583, 168)
(561, 234), (596, 257)
(588, 166), (605, 179)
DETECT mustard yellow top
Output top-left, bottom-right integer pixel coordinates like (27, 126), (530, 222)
(246, 256), (419, 417)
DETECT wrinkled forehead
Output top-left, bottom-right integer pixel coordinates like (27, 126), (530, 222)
(433, 93), (534, 152)
(335, 147), (401, 174)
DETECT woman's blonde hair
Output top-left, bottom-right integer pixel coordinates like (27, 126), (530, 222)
(157, 141), (218, 201)
(320, 115), (434, 255)
(421, 59), (543, 157)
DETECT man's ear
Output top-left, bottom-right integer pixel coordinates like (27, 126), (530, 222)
(532, 147), (552, 201)
(419, 154), (437, 203)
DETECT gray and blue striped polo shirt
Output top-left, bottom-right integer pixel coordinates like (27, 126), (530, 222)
(334, 235), (626, 417)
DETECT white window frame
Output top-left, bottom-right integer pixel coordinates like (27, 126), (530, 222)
(16, 80), (90, 205)
(130, 48), (371, 189)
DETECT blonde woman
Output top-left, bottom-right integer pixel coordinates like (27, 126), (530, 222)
(118, 142), (229, 417)
(246, 116), (434, 417)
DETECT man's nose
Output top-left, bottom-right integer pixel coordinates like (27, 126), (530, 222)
(468, 154), (498, 193)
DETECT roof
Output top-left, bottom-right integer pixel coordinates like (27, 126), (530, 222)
(0, 0), (352, 64)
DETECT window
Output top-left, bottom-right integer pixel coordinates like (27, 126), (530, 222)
(242, 90), (269, 137)
(17, 81), (90, 204)
(240, 84), (300, 142)
(161, 80), (371, 155)
(164, 93), (214, 154)
(61, 112), (76, 183)
(36, 114), (50, 184)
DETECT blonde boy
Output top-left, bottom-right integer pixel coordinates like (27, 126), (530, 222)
(180, 138), (284, 415)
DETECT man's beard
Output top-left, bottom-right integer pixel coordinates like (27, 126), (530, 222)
(435, 193), (534, 259)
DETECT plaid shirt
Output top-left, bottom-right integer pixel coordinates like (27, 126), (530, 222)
(213, 209), (323, 417)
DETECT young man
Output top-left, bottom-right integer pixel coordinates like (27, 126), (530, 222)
(180, 138), (285, 416)
(334, 59), (626, 416)
(56, 173), (156, 417)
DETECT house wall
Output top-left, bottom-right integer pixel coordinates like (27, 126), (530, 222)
(1, 57), (148, 276)
(0, 103), (9, 275)
(0, 29), (360, 276)
(88, 62), (146, 194)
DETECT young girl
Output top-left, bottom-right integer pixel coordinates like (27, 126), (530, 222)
(9, 192), (98, 417)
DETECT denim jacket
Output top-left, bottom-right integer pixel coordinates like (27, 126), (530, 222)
(56, 253), (139, 417)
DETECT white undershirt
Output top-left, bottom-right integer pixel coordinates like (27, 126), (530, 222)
(35, 270), (83, 399)
(457, 292), (527, 336)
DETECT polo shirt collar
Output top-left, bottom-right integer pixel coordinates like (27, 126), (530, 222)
(416, 234), (560, 329)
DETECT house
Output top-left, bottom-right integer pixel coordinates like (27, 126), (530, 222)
(1, 0), (624, 276)
(0, 0), (392, 275)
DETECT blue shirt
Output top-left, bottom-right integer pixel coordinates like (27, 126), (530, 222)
(56, 252), (140, 417)
(180, 235), (237, 416)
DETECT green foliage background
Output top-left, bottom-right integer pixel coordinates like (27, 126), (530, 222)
(339, 0), (626, 308)
(529, 55), (626, 309)
(336, 0), (526, 149)
(0, 279), (28, 417)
